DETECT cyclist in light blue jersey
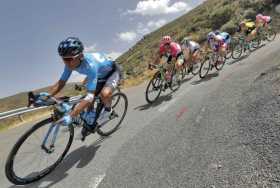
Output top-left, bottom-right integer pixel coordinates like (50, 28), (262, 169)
(38, 37), (121, 135)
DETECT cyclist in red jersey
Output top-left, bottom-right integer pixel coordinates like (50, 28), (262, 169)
(150, 36), (184, 81)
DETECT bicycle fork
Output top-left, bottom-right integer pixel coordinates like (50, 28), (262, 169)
(41, 122), (63, 153)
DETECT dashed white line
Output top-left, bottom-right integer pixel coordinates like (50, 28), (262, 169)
(195, 115), (202, 123)
(89, 174), (106, 188)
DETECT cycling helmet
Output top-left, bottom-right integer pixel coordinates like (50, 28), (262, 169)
(58, 37), (84, 57)
(256, 13), (263, 19)
(239, 21), (246, 26)
(161, 35), (172, 45)
(214, 30), (221, 35)
(181, 37), (191, 45)
(207, 32), (216, 41)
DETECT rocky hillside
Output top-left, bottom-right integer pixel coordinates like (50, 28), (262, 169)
(117, 0), (280, 80)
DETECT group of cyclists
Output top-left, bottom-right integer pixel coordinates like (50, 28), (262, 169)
(151, 13), (272, 84)
(33, 13), (272, 139)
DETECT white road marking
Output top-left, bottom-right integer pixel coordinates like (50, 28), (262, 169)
(89, 174), (106, 188)
(195, 115), (202, 123)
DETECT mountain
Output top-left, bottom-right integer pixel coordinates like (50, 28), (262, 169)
(117, 0), (280, 81)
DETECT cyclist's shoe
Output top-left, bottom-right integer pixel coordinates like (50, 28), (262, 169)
(188, 66), (193, 73)
(216, 60), (224, 65)
(79, 127), (91, 141)
(164, 82), (169, 90)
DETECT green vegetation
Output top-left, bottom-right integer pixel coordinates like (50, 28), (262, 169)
(117, 0), (280, 81)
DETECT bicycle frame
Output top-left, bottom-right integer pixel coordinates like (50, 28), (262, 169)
(40, 96), (84, 152)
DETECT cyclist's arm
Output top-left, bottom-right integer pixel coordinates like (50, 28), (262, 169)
(51, 66), (72, 96)
(49, 80), (66, 97)
(70, 92), (94, 117)
(70, 71), (97, 117)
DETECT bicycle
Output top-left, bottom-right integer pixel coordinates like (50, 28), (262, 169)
(225, 38), (236, 60)
(74, 83), (121, 108)
(145, 62), (181, 104)
(5, 88), (128, 185)
(199, 50), (226, 79)
(251, 26), (277, 49)
(231, 35), (253, 59)
(180, 55), (201, 79)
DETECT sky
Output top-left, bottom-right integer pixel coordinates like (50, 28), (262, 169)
(0, 0), (205, 98)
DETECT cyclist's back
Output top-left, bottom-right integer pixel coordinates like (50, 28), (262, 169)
(60, 52), (115, 91)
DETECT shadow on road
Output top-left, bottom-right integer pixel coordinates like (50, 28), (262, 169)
(191, 72), (219, 85)
(8, 136), (107, 188)
(180, 75), (195, 85)
(134, 93), (173, 111)
(227, 55), (248, 65)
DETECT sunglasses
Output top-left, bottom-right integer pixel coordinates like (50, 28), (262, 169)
(62, 54), (80, 62)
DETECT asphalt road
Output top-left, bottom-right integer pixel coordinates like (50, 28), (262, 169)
(1, 36), (280, 188)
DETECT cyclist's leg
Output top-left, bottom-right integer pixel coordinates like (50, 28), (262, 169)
(218, 43), (226, 58)
(100, 71), (120, 110)
(182, 48), (191, 67)
(192, 48), (200, 63)
(175, 53), (184, 70)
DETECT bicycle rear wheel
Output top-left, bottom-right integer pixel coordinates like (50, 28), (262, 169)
(145, 71), (163, 103)
(215, 56), (226, 71)
(112, 87), (121, 108)
(191, 61), (201, 75)
(266, 28), (276, 41)
(5, 118), (74, 185)
(97, 92), (128, 136)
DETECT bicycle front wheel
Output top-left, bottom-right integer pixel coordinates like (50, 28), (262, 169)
(97, 92), (128, 136)
(215, 56), (226, 71)
(145, 71), (163, 103)
(169, 68), (181, 92)
(5, 117), (74, 185)
(199, 57), (211, 79)
(232, 43), (243, 59)
(251, 38), (261, 49)
(191, 61), (201, 75)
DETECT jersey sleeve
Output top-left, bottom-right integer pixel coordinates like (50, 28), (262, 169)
(85, 66), (98, 92)
(59, 66), (72, 81)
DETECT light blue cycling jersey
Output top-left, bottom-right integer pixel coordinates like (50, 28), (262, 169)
(60, 53), (114, 91)
(219, 32), (231, 44)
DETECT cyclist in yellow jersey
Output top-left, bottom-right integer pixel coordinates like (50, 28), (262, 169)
(237, 20), (257, 42)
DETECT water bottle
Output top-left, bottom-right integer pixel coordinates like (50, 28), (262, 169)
(83, 109), (96, 126)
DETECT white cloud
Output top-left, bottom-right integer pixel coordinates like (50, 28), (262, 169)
(84, 44), (97, 53)
(137, 19), (167, 34)
(118, 31), (137, 42)
(127, 0), (190, 16)
(147, 19), (167, 29)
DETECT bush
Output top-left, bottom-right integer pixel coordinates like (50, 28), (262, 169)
(221, 20), (238, 34)
(210, 5), (234, 30)
(244, 8), (257, 20)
